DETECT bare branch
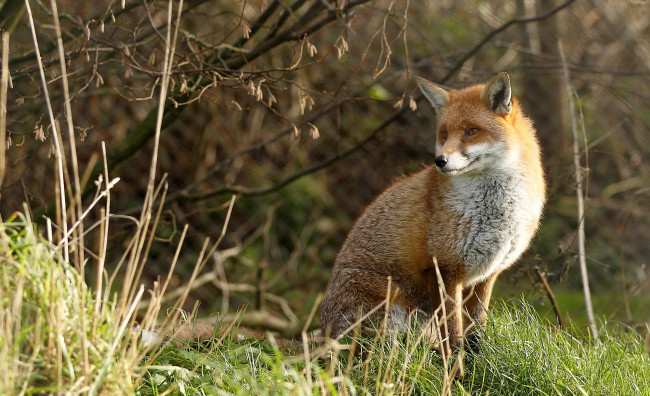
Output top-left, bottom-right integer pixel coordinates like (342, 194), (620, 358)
(33, 0), (578, 221)
(533, 267), (565, 328)
(173, 0), (579, 203)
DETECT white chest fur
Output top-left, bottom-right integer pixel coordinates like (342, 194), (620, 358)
(446, 170), (542, 287)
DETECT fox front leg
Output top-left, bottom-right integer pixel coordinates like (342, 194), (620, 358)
(438, 281), (465, 357)
(434, 281), (466, 378)
(463, 272), (499, 353)
(425, 267), (465, 355)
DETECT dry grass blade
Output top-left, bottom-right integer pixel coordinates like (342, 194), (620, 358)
(24, 0), (70, 262)
(0, 31), (8, 192)
(49, 0), (84, 273)
(89, 285), (145, 396)
(120, 0), (184, 326)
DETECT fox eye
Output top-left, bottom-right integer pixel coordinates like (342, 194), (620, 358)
(466, 128), (480, 136)
(439, 131), (447, 141)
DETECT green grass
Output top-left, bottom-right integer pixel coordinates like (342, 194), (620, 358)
(135, 302), (650, 395)
(495, 280), (650, 332)
(3, 215), (649, 395)
(136, 339), (319, 395)
(463, 302), (649, 395)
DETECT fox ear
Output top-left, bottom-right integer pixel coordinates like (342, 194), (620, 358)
(483, 72), (512, 115)
(416, 77), (450, 113)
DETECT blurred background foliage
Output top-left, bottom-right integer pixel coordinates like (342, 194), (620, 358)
(2, 0), (649, 334)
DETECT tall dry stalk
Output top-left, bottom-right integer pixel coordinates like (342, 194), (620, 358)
(7, 1), (211, 393)
(0, 31), (8, 193)
(48, 0), (92, 379)
(24, 0), (70, 262)
(559, 40), (598, 338)
(120, 0), (183, 318)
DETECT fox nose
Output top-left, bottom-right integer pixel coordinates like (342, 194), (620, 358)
(434, 155), (448, 168)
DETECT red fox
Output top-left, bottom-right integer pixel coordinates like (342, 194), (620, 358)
(320, 73), (546, 357)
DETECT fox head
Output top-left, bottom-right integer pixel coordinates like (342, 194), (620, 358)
(416, 72), (524, 176)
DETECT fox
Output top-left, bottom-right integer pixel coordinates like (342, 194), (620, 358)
(319, 72), (546, 360)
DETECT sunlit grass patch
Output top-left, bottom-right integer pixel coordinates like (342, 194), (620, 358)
(463, 301), (650, 395)
(135, 300), (650, 395)
(0, 213), (142, 394)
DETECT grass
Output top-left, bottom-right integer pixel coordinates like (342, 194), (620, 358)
(134, 301), (649, 395)
(0, 213), (143, 394)
(2, 215), (649, 394)
(463, 303), (649, 395)
(494, 280), (650, 332)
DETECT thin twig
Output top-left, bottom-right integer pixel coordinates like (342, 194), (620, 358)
(559, 40), (598, 338)
(534, 267), (565, 328)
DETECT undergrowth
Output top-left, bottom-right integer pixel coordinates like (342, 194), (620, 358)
(136, 301), (650, 395)
(0, 213), (141, 394)
(2, 213), (649, 395)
